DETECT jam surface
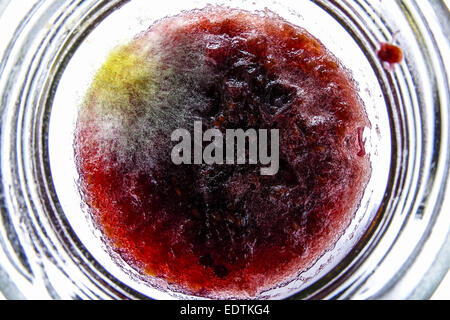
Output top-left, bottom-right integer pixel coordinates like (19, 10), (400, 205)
(75, 7), (370, 298)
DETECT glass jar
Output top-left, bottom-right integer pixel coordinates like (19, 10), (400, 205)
(0, 0), (448, 299)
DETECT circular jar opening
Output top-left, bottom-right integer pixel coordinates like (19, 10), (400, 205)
(0, 0), (448, 300)
(50, 2), (389, 299)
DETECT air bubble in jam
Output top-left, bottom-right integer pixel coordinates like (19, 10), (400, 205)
(74, 7), (371, 298)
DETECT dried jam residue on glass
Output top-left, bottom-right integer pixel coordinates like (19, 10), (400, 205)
(378, 40), (403, 70)
(75, 8), (370, 297)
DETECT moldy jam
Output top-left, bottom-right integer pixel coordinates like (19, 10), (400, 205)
(74, 7), (370, 298)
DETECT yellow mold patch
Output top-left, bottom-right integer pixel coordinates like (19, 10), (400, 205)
(86, 43), (159, 114)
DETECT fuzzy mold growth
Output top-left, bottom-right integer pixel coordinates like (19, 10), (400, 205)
(74, 7), (371, 298)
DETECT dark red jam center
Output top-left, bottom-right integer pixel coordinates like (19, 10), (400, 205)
(75, 8), (370, 297)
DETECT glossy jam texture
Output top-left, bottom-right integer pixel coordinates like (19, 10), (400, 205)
(75, 7), (370, 298)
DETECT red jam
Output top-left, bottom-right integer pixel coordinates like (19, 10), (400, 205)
(75, 7), (370, 298)
(378, 42), (403, 66)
